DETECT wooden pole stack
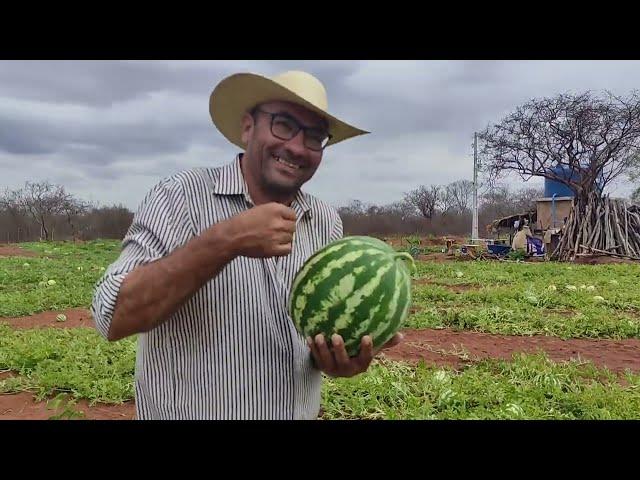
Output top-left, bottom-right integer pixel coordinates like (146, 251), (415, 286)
(552, 191), (640, 261)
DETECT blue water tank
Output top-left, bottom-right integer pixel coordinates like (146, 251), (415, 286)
(544, 165), (605, 197)
(544, 165), (578, 197)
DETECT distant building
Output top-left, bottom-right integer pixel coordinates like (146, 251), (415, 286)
(536, 196), (573, 230)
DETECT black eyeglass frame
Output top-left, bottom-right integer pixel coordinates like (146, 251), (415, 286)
(252, 108), (332, 152)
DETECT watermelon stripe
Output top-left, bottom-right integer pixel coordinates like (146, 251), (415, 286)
(295, 247), (388, 323)
(312, 273), (390, 346)
(289, 239), (386, 306)
(290, 243), (355, 322)
(289, 241), (350, 298)
(298, 254), (391, 334)
(368, 269), (411, 350)
(315, 260), (394, 335)
(340, 263), (399, 354)
(300, 246), (384, 298)
(348, 236), (394, 250)
(289, 235), (413, 358)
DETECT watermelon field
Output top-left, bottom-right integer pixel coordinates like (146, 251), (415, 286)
(1, 239), (640, 420)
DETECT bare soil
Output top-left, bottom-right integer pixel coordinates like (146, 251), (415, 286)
(574, 255), (639, 265)
(0, 308), (95, 329)
(384, 328), (640, 374)
(0, 245), (38, 258)
(0, 392), (135, 420)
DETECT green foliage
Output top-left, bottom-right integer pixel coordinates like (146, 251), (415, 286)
(408, 260), (640, 339)
(0, 324), (136, 404)
(322, 354), (640, 420)
(0, 240), (121, 316)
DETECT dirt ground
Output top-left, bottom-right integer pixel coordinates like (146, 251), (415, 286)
(416, 252), (453, 263)
(383, 328), (640, 374)
(573, 255), (639, 265)
(0, 308), (96, 330)
(0, 369), (135, 420)
(0, 391), (135, 420)
(0, 245), (38, 258)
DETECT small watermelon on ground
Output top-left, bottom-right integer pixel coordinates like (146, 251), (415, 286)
(289, 236), (415, 357)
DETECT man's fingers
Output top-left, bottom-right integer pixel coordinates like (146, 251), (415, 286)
(314, 334), (336, 372)
(307, 332), (394, 377)
(275, 231), (294, 245)
(282, 208), (297, 222)
(272, 231), (293, 255)
(331, 334), (351, 371)
(272, 243), (293, 257)
(307, 336), (322, 369)
(355, 335), (374, 371)
(276, 205), (297, 222)
(281, 219), (297, 233)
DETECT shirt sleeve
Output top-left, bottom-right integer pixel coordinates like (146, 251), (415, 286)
(91, 177), (193, 339)
(330, 209), (344, 242)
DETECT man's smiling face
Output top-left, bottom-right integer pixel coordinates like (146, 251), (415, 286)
(241, 100), (330, 196)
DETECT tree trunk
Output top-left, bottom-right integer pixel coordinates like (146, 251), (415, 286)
(40, 216), (49, 241)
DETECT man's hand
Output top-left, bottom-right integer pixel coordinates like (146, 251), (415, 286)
(307, 332), (404, 378)
(225, 202), (297, 258)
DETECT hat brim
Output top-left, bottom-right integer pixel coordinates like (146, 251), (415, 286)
(209, 72), (369, 150)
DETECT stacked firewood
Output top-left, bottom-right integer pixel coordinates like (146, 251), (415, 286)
(552, 191), (640, 261)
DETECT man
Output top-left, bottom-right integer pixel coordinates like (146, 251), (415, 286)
(91, 70), (403, 420)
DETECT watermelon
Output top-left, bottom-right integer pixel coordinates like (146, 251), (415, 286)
(288, 236), (416, 357)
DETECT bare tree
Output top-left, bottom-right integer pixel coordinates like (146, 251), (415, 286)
(61, 197), (92, 240)
(82, 204), (133, 239)
(337, 199), (366, 217)
(436, 186), (453, 216)
(0, 182), (136, 242)
(9, 181), (78, 241)
(480, 184), (514, 219)
(479, 90), (640, 259)
(479, 91), (640, 197)
(382, 200), (418, 220)
(513, 186), (545, 213)
(445, 180), (474, 215)
(0, 188), (29, 241)
(404, 185), (440, 219)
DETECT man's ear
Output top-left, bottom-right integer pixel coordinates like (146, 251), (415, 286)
(240, 112), (254, 146)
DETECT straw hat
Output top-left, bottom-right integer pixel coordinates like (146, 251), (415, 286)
(209, 70), (369, 149)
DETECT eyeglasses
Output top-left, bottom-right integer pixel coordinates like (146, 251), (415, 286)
(253, 108), (332, 152)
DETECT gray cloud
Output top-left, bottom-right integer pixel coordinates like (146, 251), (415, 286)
(0, 118), (54, 154)
(0, 61), (246, 107)
(1, 60), (639, 211)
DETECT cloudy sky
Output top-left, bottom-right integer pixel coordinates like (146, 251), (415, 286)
(1, 60), (639, 211)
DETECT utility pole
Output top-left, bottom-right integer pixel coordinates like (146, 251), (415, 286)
(472, 132), (479, 242)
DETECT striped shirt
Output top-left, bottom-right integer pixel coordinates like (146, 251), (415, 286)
(91, 154), (342, 420)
